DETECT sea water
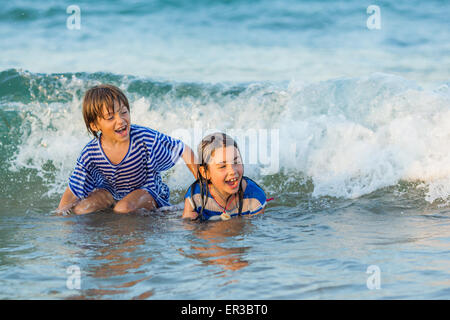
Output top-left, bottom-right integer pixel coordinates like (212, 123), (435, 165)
(0, 0), (449, 299)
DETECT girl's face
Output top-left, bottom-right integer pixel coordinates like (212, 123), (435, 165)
(202, 146), (244, 198)
(91, 100), (130, 144)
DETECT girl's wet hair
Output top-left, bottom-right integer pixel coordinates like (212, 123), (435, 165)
(193, 132), (244, 221)
(82, 84), (130, 138)
(198, 132), (241, 170)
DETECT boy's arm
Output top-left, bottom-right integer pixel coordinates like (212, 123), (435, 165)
(181, 144), (198, 179)
(56, 186), (79, 214)
(182, 197), (198, 220)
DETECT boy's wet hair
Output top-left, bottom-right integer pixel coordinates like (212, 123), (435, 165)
(82, 84), (130, 138)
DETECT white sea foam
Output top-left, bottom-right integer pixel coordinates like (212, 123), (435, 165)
(9, 73), (450, 204)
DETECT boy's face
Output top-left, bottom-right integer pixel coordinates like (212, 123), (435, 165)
(91, 100), (130, 144)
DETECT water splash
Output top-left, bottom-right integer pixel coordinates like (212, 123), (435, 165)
(2, 70), (450, 206)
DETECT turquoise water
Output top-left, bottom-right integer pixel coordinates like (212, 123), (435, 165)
(1, 0), (449, 299)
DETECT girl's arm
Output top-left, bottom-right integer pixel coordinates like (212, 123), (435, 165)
(181, 145), (198, 179)
(56, 186), (79, 214)
(249, 208), (265, 216)
(182, 197), (198, 220)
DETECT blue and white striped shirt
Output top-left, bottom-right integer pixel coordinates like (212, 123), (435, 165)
(68, 124), (185, 207)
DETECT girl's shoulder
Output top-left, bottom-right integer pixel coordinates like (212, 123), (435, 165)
(185, 177), (265, 199)
(242, 177), (267, 215)
(242, 176), (266, 200)
(185, 180), (203, 198)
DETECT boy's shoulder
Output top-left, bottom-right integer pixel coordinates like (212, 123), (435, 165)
(76, 138), (101, 163)
(80, 137), (100, 154)
(130, 124), (168, 141)
(130, 124), (157, 135)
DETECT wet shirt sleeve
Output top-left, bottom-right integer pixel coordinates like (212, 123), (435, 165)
(150, 131), (185, 173)
(68, 157), (95, 199)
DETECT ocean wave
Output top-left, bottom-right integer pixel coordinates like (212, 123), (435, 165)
(1, 69), (449, 205)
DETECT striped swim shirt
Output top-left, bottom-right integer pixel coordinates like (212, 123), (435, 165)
(185, 176), (267, 221)
(68, 124), (184, 207)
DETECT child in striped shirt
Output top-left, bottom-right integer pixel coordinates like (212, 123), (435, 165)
(57, 84), (197, 215)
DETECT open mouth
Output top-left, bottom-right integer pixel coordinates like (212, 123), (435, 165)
(115, 125), (128, 136)
(225, 177), (240, 189)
